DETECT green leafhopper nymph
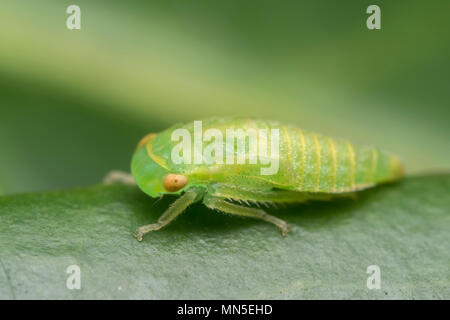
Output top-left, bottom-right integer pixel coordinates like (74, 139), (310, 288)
(128, 117), (403, 241)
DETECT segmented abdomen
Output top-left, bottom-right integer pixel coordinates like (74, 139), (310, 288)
(279, 125), (403, 193)
(158, 118), (403, 193)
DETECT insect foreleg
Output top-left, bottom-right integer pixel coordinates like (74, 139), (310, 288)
(103, 170), (136, 185)
(203, 194), (292, 236)
(134, 187), (203, 241)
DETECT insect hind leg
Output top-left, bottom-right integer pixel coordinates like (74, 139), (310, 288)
(203, 194), (292, 236)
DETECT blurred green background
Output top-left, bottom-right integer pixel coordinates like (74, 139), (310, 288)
(0, 0), (449, 195)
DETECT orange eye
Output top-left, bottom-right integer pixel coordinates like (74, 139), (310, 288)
(163, 174), (188, 192)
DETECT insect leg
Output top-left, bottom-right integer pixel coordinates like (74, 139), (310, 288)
(134, 188), (202, 241)
(203, 195), (292, 236)
(103, 170), (136, 185)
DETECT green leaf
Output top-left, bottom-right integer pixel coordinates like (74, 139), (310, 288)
(0, 175), (449, 299)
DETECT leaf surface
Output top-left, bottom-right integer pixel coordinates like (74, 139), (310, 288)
(0, 175), (449, 299)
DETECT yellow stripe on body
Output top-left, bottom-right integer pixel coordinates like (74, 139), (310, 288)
(328, 137), (338, 192)
(298, 129), (306, 190)
(346, 141), (355, 189)
(282, 126), (293, 185)
(146, 135), (170, 170)
(312, 133), (321, 192)
(137, 133), (156, 149)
